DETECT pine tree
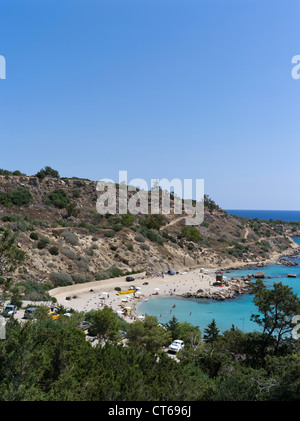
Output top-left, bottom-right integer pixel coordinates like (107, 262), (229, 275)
(203, 319), (220, 343)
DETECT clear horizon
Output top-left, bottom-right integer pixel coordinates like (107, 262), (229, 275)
(226, 208), (300, 211)
(1, 0), (299, 211)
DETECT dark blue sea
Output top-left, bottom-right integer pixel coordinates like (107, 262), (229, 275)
(137, 237), (300, 334)
(226, 209), (300, 222)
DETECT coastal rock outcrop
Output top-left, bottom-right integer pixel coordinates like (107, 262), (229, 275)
(254, 271), (265, 278)
(181, 276), (251, 301)
(279, 259), (298, 267)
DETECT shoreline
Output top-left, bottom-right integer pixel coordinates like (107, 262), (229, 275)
(49, 244), (300, 322)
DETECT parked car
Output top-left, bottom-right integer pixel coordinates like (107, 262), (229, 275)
(126, 276), (135, 282)
(119, 330), (127, 339)
(47, 311), (59, 320)
(2, 305), (17, 317)
(77, 321), (91, 331)
(168, 340), (184, 353)
(24, 307), (36, 319)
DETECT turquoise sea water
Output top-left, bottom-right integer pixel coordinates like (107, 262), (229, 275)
(137, 237), (300, 334)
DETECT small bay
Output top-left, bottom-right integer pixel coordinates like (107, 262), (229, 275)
(137, 237), (300, 334)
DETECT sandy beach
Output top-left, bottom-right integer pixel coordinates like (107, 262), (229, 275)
(49, 267), (220, 321)
(49, 246), (299, 322)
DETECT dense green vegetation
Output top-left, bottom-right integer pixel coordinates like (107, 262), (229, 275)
(0, 188), (32, 207)
(1, 279), (300, 401)
(35, 166), (60, 179)
(180, 226), (202, 243)
(45, 189), (70, 209)
(0, 169), (26, 176)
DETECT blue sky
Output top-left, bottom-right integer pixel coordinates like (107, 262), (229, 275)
(0, 0), (299, 210)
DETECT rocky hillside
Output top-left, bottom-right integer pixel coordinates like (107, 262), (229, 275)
(0, 174), (298, 297)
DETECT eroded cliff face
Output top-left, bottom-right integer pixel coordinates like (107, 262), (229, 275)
(0, 175), (298, 288)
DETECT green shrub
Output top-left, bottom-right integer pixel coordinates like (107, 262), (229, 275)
(31, 218), (48, 228)
(0, 187), (32, 207)
(84, 247), (94, 256)
(74, 259), (89, 272)
(180, 226), (201, 243)
(61, 230), (79, 246)
(71, 273), (90, 284)
(45, 190), (70, 209)
(103, 230), (115, 238)
(134, 234), (145, 243)
(95, 266), (125, 280)
(260, 240), (271, 249)
(141, 215), (166, 230)
(121, 213), (135, 227)
(142, 228), (164, 245)
(2, 214), (34, 231)
(50, 272), (73, 287)
(0, 168), (26, 176)
(37, 237), (50, 249)
(162, 232), (177, 243)
(112, 224), (123, 232)
(49, 246), (59, 255)
(79, 222), (97, 233)
(35, 166), (60, 179)
(72, 189), (81, 198)
(2, 214), (20, 222)
(30, 232), (39, 240)
(17, 280), (53, 301)
(61, 247), (77, 260)
(66, 201), (80, 218)
(227, 249), (238, 257)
